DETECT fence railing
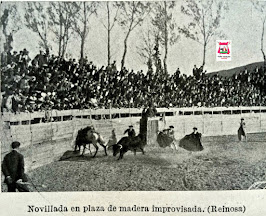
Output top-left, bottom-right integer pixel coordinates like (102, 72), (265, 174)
(2, 106), (266, 126)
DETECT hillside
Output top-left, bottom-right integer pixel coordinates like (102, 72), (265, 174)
(207, 61), (264, 77)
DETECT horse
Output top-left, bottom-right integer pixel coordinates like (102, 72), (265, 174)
(74, 126), (107, 157)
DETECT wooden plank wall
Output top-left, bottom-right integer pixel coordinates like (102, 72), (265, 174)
(1, 112), (142, 171)
(158, 112), (266, 139)
(1, 109), (266, 172)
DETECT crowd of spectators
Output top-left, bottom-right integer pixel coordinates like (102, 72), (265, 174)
(1, 49), (266, 113)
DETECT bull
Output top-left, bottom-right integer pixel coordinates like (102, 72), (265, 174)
(112, 134), (146, 160)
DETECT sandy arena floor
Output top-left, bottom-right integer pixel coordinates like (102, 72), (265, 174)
(2, 133), (266, 191)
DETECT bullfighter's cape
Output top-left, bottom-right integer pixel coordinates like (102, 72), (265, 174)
(179, 132), (203, 151)
(157, 132), (174, 148)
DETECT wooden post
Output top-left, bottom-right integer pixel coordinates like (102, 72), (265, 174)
(147, 119), (158, 146)
(129, 107), (132, 125)
(183, 120), (186, 135)
(202, 115), (205, 134)
(29, 112), (33, 171)
(259, 105), (262, 132)
(0, 68), (2, 114)
(221, 120), (223, 135)
(90, 108), (92, 125)
(109, 104), (112, 121)
(221, 110), (224, 134)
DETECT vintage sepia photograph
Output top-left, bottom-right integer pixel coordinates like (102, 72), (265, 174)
(1, 0), (266, 195)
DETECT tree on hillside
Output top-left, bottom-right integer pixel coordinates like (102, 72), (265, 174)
(47, 2), (79, 58)
(116, 1), (151, 69)
(24, 2), (50, 51)
(100, 2), (121, 66)
(153, 33), (163, 74)
(72, 2), (98, 65)
(0, 3), (21, 109)
(137, 27), (156, 71)
(179, 0), (228, 69)
(0, 3), (21, 53)
(151, 1), (179, 73)
(251, 0), (266, 69)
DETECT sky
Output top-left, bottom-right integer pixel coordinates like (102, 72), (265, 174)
(1, 0), (265, 76)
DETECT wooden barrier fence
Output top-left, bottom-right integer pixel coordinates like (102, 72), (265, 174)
(1, 107), (266, 171)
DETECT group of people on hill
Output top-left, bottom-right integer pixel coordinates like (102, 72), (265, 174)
(1, 49), (266, 113)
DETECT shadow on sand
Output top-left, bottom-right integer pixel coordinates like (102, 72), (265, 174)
(59, 150), (92, 161)
(59, 150), (113, 162)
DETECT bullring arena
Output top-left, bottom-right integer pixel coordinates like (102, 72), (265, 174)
(2, 0), (266, 195)
(1, 106), (266, 191)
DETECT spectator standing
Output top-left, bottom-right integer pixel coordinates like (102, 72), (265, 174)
(238, 118), (247, 142)
(193, 65), (198, 77)
(34, 50), (47, 68)
(2, 141), (29, 192)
